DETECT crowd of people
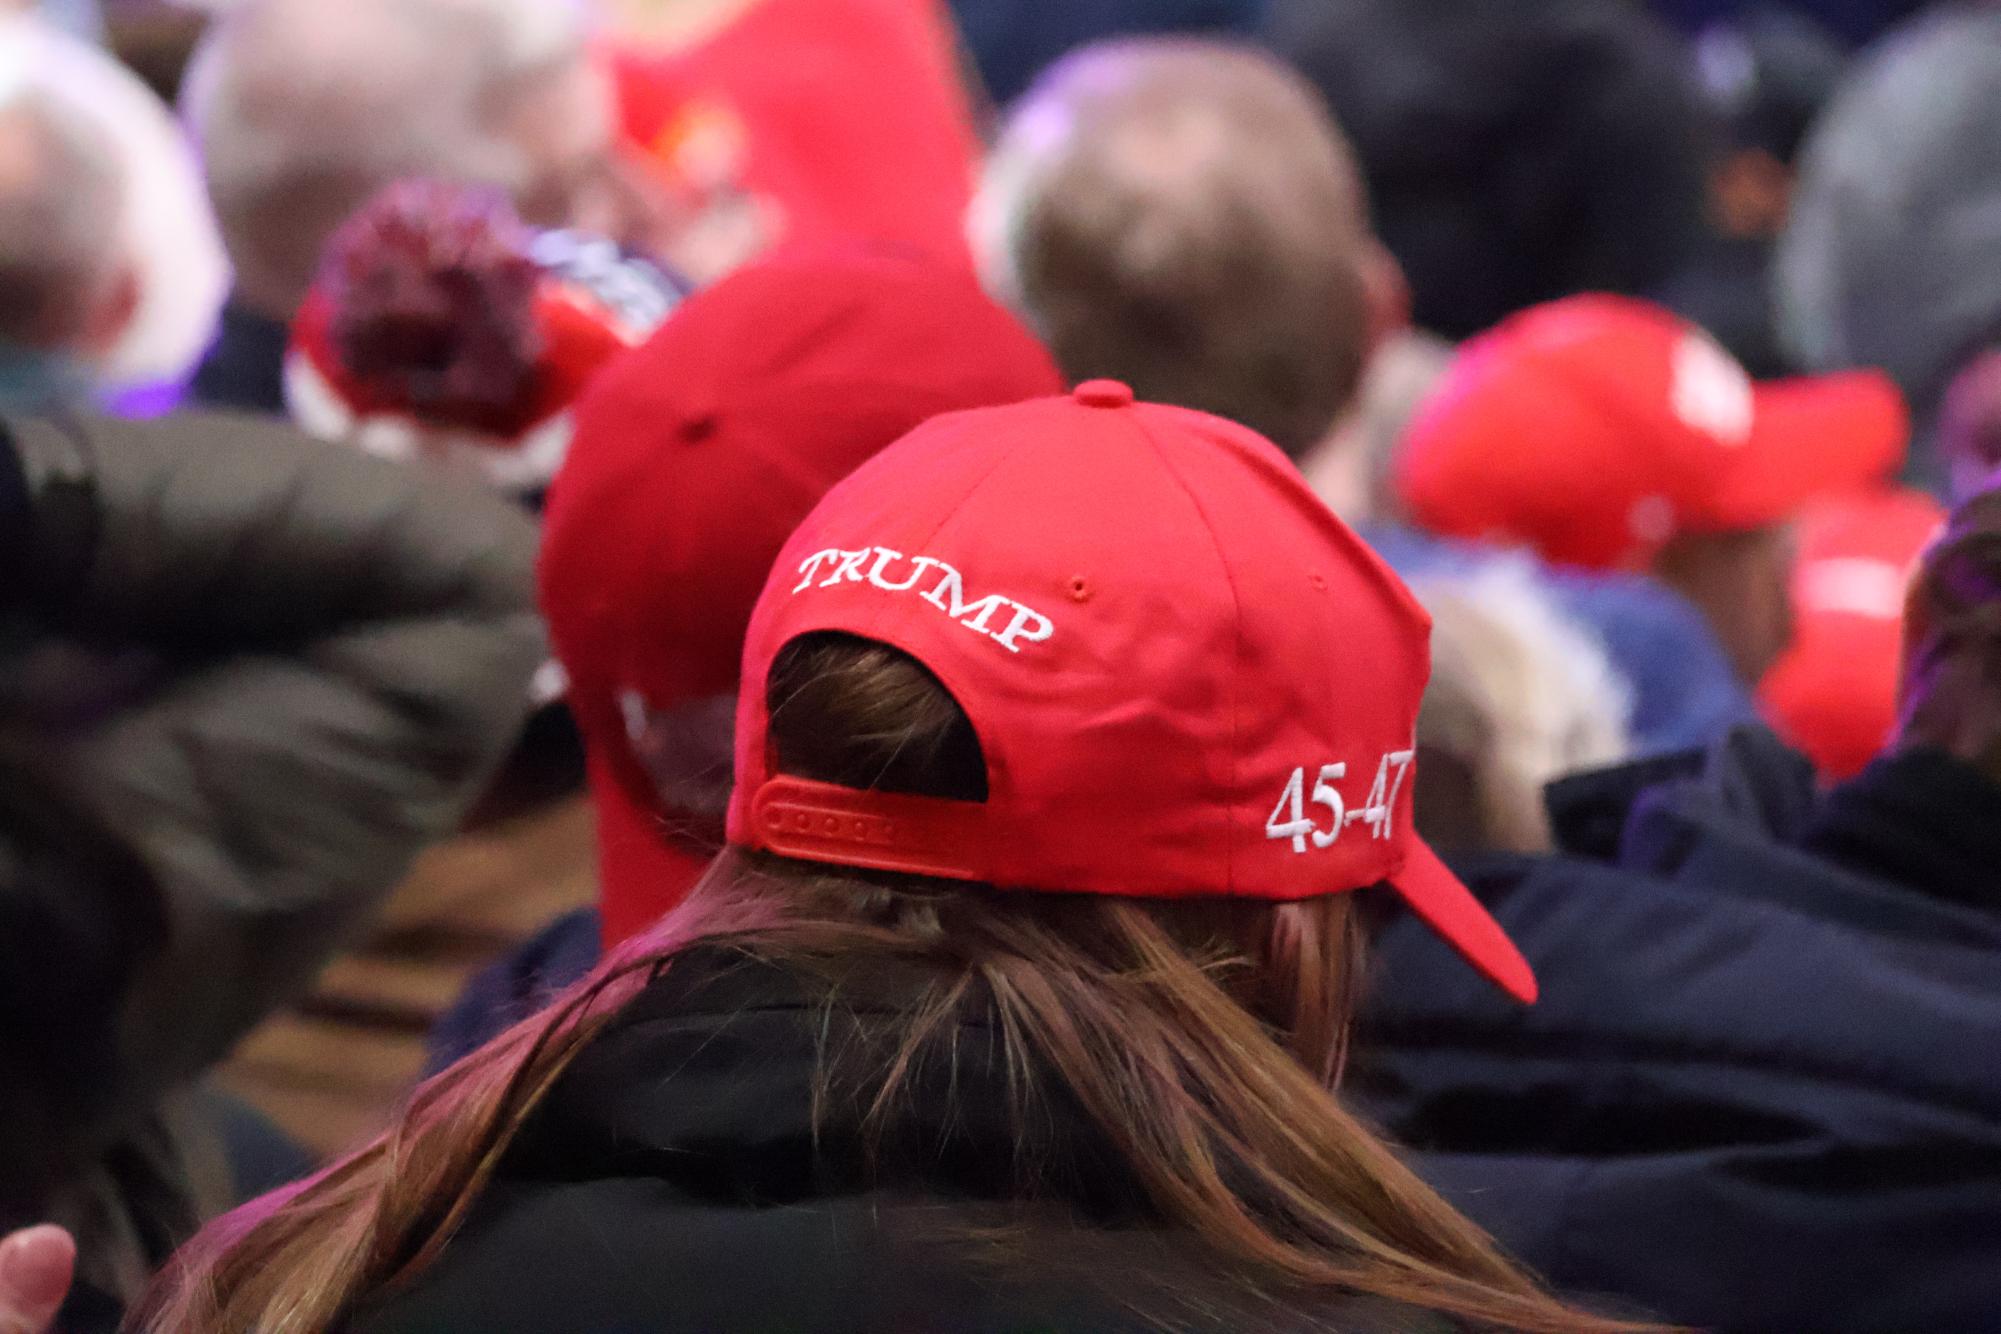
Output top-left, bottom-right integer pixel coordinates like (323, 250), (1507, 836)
(0, 0), (1996, 1331)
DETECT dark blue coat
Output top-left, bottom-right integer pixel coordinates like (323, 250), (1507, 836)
(1360, 730), (2001, 1333)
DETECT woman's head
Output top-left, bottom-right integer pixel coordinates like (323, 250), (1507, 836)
(728, 386), (1537, 1002)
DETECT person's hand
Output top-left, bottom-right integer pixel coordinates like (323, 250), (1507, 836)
(0, 1226), (75, 1334)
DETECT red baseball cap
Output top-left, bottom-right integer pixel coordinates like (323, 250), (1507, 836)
(1395, 296), (1908, 572)
(610, 0), (980, 266)
(728, 381), (1538, 1003)
(286, 184), (689, 497)
(540, 249), (1064, 944)
(1760, 486), (1945, 779)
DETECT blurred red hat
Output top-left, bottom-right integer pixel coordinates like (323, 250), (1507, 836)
(540, 248), (1064, 943)
(1395, 296), (1908, 571)
(1760, 486), (1945, 780)
(609, 0), (980, 272)
(287, 182), (689, 498)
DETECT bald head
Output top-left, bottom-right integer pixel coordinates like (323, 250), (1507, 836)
(973, 39), (1384, 457)
(0, 90), (123, 351)
(186, 0), (613, 318)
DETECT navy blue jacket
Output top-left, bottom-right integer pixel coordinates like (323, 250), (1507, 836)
(1360, 729), (2001, 1333)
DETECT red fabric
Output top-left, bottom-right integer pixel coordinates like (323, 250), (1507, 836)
(1760, 487), (1946, 780)
(287, 221), (684, 495)
(730, 381), (1537, 1003)
(291, 284), (636, 440)
(1396, 295), (1908, 572)
(587, 750), (717, 946)
(609, 0), (980, 266)
(540, 249), (1062, 944)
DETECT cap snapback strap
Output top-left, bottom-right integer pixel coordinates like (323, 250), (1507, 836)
(746, 776), (994, 882)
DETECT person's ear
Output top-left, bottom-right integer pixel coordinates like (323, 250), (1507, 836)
(81, 263), (140, 359)
(1357, 240), (1410, 367)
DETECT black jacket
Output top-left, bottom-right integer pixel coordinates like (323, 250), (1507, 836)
(353, 952), (1450, 1334)
(0, 413), (544, 1325)
(1359, 728), (2001, 1333)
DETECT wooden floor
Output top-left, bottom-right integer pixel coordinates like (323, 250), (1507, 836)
(218, 796), (599, 1159)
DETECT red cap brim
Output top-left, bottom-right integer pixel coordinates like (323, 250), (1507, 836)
(1699, 371), (1908, 533)
(1390, 840), (1539, 1003)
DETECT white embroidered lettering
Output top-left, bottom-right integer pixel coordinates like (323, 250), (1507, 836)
(1266, 768), (1312, 853)
(993, 604), (1054, 653)
(788, 545), (1055, 652)
(864, 548), (925, 592)
(818, 548), (874, 587)
(1357, 750), (1415, 840)
(1309, 764), (1347, 848)
(792, 549), (844, 593)
(956, 595), (1014, 635)
(1267, 749), (1415, 853)
(919, 562), (973, 615)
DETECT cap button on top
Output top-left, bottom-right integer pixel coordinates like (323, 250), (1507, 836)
(1073, 379), (1135, 409)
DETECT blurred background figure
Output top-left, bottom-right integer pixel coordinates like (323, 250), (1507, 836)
(0, 0), (98, 42)
(0, 10), (226, 410)
(949, 0), (1257, 107)
(1407, 562), (1632, 855)
(538, 250), (1063, 949)
(1760, 485), (1943, 779)
(972, 37), (1396, 468)
(1940, 348), (2001, 507)
(1361, 478), (2001, 1334)
(1260, 0), (1712, 342)
(976, 37), (1755, 758)
(1649, 0), (1923, 49)
(0, 413), (541, 1331)
(0, 63), (124, 410)
(422, 249), (1063, 1069)
(1777, 4), (2001, 485)
(603, 0), (981, 280)
(1659, 5), (1847, 376)
(182, 0), (665, 415)
(1396, 295), (1906, 683)
(286, 181), (688, 506)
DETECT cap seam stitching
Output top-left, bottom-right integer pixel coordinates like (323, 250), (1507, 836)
(1123, 410), (1248, 896)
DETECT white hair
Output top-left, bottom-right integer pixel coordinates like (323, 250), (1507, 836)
(1408, 559), (1633, 852)
(1, 13), (230, 383)
(183, 0), (592, 307)
(0, 34), (124, 349)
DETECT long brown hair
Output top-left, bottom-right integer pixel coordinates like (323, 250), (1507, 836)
(135, 634), (1653, 1333)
